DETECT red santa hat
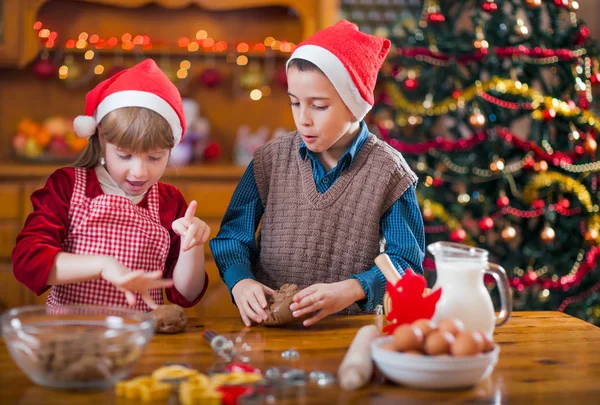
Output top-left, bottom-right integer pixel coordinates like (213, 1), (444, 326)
(73, 59), (186, 146)
(286, 20), (390, 121)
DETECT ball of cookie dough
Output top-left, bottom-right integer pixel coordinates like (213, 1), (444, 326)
(263, 284), (307, 326)
(151, 305), (188, 334)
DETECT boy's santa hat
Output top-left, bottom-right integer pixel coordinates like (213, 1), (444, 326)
(286, 20), (390, 121)
(73, 59), (185, 146)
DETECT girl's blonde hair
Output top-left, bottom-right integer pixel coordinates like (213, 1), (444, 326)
(73, 107), (174, 168)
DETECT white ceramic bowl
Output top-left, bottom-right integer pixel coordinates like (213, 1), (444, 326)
(371, 336), (500, 390)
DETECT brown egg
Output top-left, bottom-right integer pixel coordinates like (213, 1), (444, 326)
(412, 318), (435, 337)
(437, 318), (466, 336)
(423, 330), (455, 355)
(393, 325), (424, 352)
(451, 331), (484, 356)
(404, 350), (423, 355)
(474, 331), (495, 352)
(382, 342), (398, 352)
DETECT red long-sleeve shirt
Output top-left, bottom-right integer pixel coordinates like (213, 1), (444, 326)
(12, 167), (207, 308)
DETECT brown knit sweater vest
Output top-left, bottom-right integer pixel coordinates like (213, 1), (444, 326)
(253, 132), (417, 314)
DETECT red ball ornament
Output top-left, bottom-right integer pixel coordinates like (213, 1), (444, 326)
(198, 68), (222, 89)
(203, 141), (221, 161)
(590, 73), (600, 85)
(32, 57), (56, 79)
(482, 1), (498, 12)
(542, 108), (556, 122)
(575, 25), (590, 46)
(427, 13), (445, 24)
(432, 177), (443, 187)
(558, 198), (570, 209)
(450, 228), (467, 243)
(532, 199), (545, 210)
(497, 195), (510, 207)
(405, 78), (418, 90)
(523, 156), (535, 171)
(478, 217), (494, 233)
(523, 270), (538, 286)
(554, 0), (568, 7)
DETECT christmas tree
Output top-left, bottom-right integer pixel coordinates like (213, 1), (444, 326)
(371, 0), (600, 324)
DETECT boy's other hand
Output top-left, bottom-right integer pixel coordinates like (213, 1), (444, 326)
(290, 279), (365, 327)
(172, 200), (211, 252)
(231, 279), (275, 327)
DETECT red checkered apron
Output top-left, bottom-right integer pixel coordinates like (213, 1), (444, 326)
(47, 168), (170, 311)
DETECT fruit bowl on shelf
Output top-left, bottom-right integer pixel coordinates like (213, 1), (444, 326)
(12, 117), (87, 163)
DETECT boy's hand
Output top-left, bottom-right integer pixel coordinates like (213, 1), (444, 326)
(231, 279), (275, 327)
(290, 280), (364, 327)
(172, 200), (211, 252)
(100, 257), (174, 309)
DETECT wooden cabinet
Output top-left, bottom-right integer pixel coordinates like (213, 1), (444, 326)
(0, 164), (244, 318)
(0, 0), (23, 65)
(1, 0), (339, 67)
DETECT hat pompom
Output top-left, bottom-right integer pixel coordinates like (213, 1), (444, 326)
(73, 115), (97, 138)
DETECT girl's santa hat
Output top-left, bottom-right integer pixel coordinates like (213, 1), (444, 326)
(73, 59), (186, 146)
(286, 20), (390, 121)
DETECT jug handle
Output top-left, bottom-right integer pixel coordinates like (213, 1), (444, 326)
(486, 263), (513, 326)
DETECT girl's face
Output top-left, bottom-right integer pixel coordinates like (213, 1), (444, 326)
(102, 141), (169, 196)
(287, 67), (358, 154)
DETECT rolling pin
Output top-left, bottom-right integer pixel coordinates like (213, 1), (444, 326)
(374, 253), (402, 284)
(337, 324), (381, 390)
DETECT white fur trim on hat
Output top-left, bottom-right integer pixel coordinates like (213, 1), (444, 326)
(287, 45), (372, 121)
(73, 115), (98, 138)
(94, 90), (183, 145)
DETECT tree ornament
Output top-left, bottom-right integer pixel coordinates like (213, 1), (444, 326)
(554, 0), (569, 7)
(422, 207), (435, 222)
(558, 198), (570, 209)
(533, 160), (548, 172)
(432, 177), (444, 187)
(501, 226), (517, 242)
(542, 108), (556, 122)
(532, 199), (545, 210)
(199, 68), (222, 88)
(584, 136), (597, 154)
(526, 0), (542, 8)
(32, 54), (56, 79)
(482, 1), (498, 12)
(203, 141), (221, 161)
(478, 217), (494, 233)
(584, 229), (599, 246)
(575, 25), (590, 46)
(404, 78), (418, 90)
(427, 12), (445, 24)
(540, 225), (556, 244)
(523, 270), (538, 286)
(450, 228), (467, 243)
(468, 111), (486, 129)
(497, 195), (510, 207)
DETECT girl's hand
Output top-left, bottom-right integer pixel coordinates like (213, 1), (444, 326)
(290, 280), (364, 327)
(231, 279), (275, 327)
(172, 200), (211, 252)
(99, 257), (174, 309)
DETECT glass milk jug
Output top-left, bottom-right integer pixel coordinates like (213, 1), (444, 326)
(427, 242), (512, 337)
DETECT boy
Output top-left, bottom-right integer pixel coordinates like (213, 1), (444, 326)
(210, 20), (425, 327)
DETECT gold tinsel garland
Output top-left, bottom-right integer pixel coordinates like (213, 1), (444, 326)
(386, 76), (600, 131)
(523, 171), (600, 243)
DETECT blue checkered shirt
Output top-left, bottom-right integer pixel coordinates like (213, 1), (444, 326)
(209, 121), (425, 311)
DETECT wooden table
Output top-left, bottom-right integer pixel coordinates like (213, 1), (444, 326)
(1, 311), (600, 404)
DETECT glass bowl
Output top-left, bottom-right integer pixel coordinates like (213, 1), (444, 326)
(1, 305), (154, 390)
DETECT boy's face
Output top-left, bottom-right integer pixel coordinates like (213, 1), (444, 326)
(101, 139), (170, 196)
(287, 68), (358, 154)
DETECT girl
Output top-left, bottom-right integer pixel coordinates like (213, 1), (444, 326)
(13, 59), (210, 311)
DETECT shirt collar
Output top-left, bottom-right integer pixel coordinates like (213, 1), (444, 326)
(298, 120), (369, 166)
